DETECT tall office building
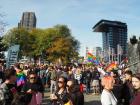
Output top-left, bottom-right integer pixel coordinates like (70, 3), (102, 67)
(95, 47), (102, 58)
(18, 12), (36, 30)
(93, 20), (127, 62)
(86, 47), (89, 58)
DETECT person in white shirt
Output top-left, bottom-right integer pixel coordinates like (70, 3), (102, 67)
(101, 76), (117, 105)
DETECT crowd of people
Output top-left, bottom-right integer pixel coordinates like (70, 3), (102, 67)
(0, 63), (140, 105)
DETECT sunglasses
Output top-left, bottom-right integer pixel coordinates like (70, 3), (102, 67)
(58, 81), (64, 84)
(30, 77), (36, 79)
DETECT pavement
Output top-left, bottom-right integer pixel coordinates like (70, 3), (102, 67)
(42, 92), (101, 105)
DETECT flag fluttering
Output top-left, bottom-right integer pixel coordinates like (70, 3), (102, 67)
(16, 72), (26, 86)
(106, 62), (117, 71)
(87, 52), (100, 65)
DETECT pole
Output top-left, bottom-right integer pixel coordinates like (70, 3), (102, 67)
(117, 44), (120, 64)
(112, 48), (113, 62)
(109, 47), (110, 63)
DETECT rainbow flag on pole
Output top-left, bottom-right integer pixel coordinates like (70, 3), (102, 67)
(105, 62), (117, 71)
(87, 52), (100, 65)
(16, 72), (26, 86)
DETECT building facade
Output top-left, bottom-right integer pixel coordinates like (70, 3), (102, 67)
(95, 47), (102, 58)
(93, 20), (127, 62)
(18, 12), (36, 30)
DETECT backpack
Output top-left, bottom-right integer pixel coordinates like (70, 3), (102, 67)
(0, 88), (4, 101)
(0, 83), (6, 104)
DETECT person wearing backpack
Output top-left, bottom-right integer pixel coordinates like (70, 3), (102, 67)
(0, 68), (17, 105)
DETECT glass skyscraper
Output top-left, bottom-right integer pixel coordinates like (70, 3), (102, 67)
(93, 20), (127, 62)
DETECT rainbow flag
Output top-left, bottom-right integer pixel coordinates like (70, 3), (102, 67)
(106, 62), (117, 71)
(16, 72), (26, 86)
(87, 52), (100, 65)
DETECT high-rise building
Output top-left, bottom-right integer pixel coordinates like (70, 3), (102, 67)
(86, 47), (89, 58)
(95, 47), (102, 58)
(18, 12), (36, 30)
(93, 20), (127, 62)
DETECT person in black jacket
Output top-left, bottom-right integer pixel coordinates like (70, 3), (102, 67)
(67, 80), (84, 105)
(111, 71), (123, 105)
(22, 71), (44, 104)
(85, 68), (92, 94)
(22, 71), (44, 93)
(0, 65), (4, 83)
(122, 70), (134, 105)
(92, 67), (100, 95)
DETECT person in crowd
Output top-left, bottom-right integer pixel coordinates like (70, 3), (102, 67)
(74, 67), (82, 84)
(22, 71), (44, 105)
(50, 66), (57, 93)
(23, 66), (30, 76)
(92, 67), (100, 95)
(0, 68), (17, 105)
(0, 65), (4, 84)
(34, 65), (41, 75)
(80, 67), (85, 84)
(50, 76), (71, 105)
(111, 71), (123, 105)
(11, 92), (32, 105)
(14, 63), (27, 92)
(122, 70), (134, 105)
(68, 68), (74, 80)
(39, 66), (47, 87)
(45, 66), (51, 88)
(85, 67), (92, 94)
(67, 80), (84, 105)
(61, 67), (69, 79)
(101, 76), (117, 105)
(57, 67), (63, 80)
(131, 73), (140, 105)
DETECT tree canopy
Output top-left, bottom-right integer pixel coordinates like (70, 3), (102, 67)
(3, 25), (80, 64)
(0, 36), (7, 59)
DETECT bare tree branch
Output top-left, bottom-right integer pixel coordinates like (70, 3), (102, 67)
(0, 11), (7, 36)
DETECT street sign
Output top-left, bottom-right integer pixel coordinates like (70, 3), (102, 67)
(6, 45), (20, 68)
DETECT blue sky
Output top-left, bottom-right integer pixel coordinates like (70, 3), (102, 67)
(1, 0), (140, 56)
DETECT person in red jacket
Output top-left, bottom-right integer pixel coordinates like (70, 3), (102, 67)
(131, 73), (140, 105)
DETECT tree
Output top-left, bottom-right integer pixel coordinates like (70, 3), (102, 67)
(29, 28), (51, 60)
(3, 25), (80, 64)
(3, 28), (33, 58)
(128, 36), (140, 73)
(0, 10), (7, 60)
(0, 12), (7, 35)
(130, 35), (138, 45)
(46, 25), (80, 64)
(0, 36), (7, 59)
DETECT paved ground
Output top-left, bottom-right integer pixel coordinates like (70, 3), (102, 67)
(42, 92), (101, 105)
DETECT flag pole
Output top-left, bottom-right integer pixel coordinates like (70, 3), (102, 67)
(112, 48), (113, 62)
(109, 47), (110, 63)
(117, 44), (120, 64)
